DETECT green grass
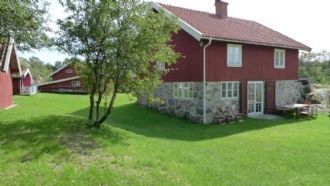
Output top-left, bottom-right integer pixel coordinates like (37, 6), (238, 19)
(0, 93), (330, 185)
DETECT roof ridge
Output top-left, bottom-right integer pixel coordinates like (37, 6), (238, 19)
(158, 3), (260, 27)
(157, 2), (311, 51)
(158, 3), (213, 15)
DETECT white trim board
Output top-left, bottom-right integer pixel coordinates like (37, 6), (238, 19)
(38, 76), (80, 86)
(151, 2), (203, 41)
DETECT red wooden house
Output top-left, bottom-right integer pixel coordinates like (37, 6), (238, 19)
(13, 68), (37, 95)
(140, 1), (311, 123)
(38, 63), (85, 93)
(0, 38), (22, 109)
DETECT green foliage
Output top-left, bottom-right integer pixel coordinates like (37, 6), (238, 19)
(299, 51), (330, 84)
(56, 0), (179, 128)
(0, 1), (49, 50)
(1, 94), (330, 185)
(19, 57), (53, 84)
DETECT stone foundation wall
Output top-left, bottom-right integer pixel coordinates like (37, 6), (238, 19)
(138, 82), (239, 124)
(139, 80), (302, 124)
(275, 80), (302, 107)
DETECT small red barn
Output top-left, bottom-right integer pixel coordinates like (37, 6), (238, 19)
(13, 68), (37, 95)
(38, 63), (86, 93)
(0, 38), (22, 109)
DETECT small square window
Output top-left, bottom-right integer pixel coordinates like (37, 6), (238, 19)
(72, 80), (81, 87)
(156, 61), (166, 71)
(173, 83), (193, 99)
(221, 82), (240, 99)
(66, 68), (73, 73)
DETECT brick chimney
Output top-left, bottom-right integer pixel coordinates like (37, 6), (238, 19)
(215, 0), (228, 18)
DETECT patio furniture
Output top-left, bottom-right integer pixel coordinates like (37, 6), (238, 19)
(299, 104), (318, 119)
(278, 104), (318, 119)
(229, 105), (245, 122)
(224, 106), (236, 124)
(213, 107), (227, 124)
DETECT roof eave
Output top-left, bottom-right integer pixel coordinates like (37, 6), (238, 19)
(151, 2), (203, 41)
(201, 36), (312, 52)
(48, 63), (71, 78)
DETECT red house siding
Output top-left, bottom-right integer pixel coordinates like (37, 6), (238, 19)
(23, 74), (32, 87)
(0, 70), (13, 108)
(164, 31), (299, 83)
(38, 79), (84, 93)
(206, 42), (299, 81)
(12, 78), (20, 95)
(164, 30), (203, 82)
(52, 65), (78, 81)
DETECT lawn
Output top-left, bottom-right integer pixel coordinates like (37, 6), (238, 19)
(0, 93), (330, 185)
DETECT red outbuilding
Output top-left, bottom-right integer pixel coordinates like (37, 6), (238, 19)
(38, 63), (86, 93)
(0, 38), (22, 109)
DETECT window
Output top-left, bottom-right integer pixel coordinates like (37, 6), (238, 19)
(174, 83), (193, 99)
(72, 80), (81, 87)
(274, 49), (285, 69)
(221, 82), (239, 99)
(227, 44), (242, 67)
(66, 68), (73, 73)
(156, 61), (166, 71)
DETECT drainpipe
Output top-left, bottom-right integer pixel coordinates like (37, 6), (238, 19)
(203, 39), (212, 124)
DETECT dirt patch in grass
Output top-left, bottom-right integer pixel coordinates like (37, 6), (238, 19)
(59, 127), (100, 156)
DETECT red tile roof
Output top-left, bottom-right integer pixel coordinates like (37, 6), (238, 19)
(159, 3), (311, 51)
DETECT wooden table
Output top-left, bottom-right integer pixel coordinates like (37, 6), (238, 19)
(278, 104), (310, 118)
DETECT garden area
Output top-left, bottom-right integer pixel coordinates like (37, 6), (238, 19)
(0, 94), (329, 185)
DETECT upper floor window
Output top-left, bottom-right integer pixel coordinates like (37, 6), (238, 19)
(173, 83), (193, 99)
(156, 61), (166, 71)
(227, 44), (242, 67)
(66, 68), (73, 73)
(221, 81), (239, 99)
(72, 80), (81, 87)
(274, 49), (285, 69)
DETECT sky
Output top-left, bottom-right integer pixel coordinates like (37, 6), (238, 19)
(19, 0), (330, 65)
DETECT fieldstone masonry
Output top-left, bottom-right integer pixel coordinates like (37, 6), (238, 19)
(139, 80), (302, 124)
(275, 80), (302, 108)
(138, 82), (239, 124)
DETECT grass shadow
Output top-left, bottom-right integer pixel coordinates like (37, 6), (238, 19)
(70, 103), (307, 141)
(0, 115), (122, 164)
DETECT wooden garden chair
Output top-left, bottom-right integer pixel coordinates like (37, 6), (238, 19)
(299, 104), (318, 119)
(229, 105), (245, 122)
(213, 107), (226, 124)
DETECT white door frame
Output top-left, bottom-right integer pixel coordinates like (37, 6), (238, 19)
(247, 81), (265, 116)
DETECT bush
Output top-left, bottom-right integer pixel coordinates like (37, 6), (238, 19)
(307, 93), (323, 104)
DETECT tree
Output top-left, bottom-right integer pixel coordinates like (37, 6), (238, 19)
(56, 0), (179, 128)
(299, 51), (330, 84)
(0, 1), (49, 50)
(20, 57), (53, 84)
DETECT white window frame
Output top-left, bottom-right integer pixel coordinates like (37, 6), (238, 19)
(274, 49), (286, 69)
(220, 81), (240, 99)
(156, 61), (166, 71)
(66, 68), (73, 73)
(173, 82), (193, 99)
(72, 80), (81, 87)
(227, 44), (242, 67)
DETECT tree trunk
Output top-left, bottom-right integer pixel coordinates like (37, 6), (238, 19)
(92, 91), (117, 128)
(88, 91), (95, 121)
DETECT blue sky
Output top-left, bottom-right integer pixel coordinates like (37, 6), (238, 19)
(19, 0), (330, 64)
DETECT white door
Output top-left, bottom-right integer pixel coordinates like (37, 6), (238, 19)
(248, 81), (264, 116)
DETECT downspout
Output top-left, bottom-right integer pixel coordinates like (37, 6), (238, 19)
(203, 39), (212, 124)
